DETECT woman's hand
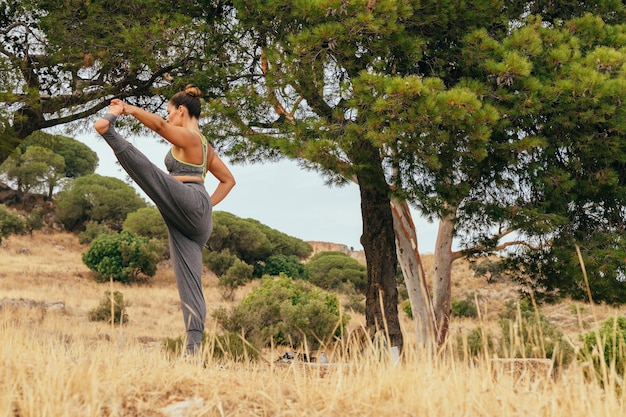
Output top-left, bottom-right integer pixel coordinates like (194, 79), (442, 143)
(109, 98), (125, 116)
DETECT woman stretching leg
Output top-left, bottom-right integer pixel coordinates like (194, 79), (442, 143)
(94, 85), (235, 355)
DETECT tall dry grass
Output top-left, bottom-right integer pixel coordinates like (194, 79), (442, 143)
(2, 231), (626, 416)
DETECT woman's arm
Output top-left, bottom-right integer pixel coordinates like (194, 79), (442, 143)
(206, 148), (236, 206)
(113, 99), (199, 149)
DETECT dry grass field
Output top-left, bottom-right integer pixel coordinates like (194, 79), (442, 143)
(2, 231), (626, 416)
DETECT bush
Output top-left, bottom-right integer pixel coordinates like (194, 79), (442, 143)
(498, 299), (574, 365)
(88, 290), (129, 324)
(218, 259), (254, 301)
(401, 299), (412, 319)
(212, 274), (348, 351)
(25, 208), (45, 233)
(454, 326), (496, 359)
(162, 332), (261, 362)
(123, 207), (168, 240)
(306, 251), (367, 294)
(78, 220), (114, 245)
(579, 316), (626, 382)
(203, 250), (238, 276)
(82, 230), (159, 284)
(451, 295), (479, 318)
(0, 204), (25, 243)
(257, 254), (307, 279)
(55, 174), (145, 231)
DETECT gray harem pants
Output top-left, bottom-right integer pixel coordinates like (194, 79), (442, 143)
(98, 113), (213, 354)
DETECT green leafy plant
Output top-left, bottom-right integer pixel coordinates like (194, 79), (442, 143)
(0, 204), (25, 244)
(82, 230), (158, 284)
(451, 295), (479, 319)
(579, 316), (626, 383)
(212, 274), (348, 351)
(305, 251), (367, 294)
(88, 290), (128, 324)
(218, 259), (254, 301)
(78, 220), (114, 245)
(498, 299), (574, 366)
(162, 332), (260, 362)
(257, 254), (307, 279)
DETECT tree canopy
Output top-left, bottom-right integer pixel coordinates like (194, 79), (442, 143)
(55, 174), (146, 231)
(0, 0), (228, 163)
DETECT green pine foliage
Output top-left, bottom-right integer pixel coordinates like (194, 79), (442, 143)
(218, 259), (254, 301)
(206, 211), (312, 265)
(305, 251), (367, 294)
(56, 174), (146, 232)
(258, 254), (307, 279)
(78, 220), (114, 245)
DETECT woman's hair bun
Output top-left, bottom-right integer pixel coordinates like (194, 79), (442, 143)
(184, 84), (201, 98)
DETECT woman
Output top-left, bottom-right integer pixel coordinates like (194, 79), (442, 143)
(94, 85), (235, 355)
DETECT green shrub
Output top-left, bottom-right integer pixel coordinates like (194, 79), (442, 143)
(203, 250), (238, 276)
(305, 251), (367, 294)
(0, 204), (25, 243)
(579, 316), (626, 382)
(25, 208), (44, 233)
(498, 299), (574, 365)
(454, 326), (495, 359)
(78, 220), (114, 245)
(218, 259), (254, 301)
(88, 290), (129, 324)
(82, 230), (159, 284)
(212, 274), (348, 350)
(162, 332), (260, 362)
(451, 295), (479, 318)
(123, 207), (167, 240)
(401, 299), (412, 319)
(257, 254), (307, 279)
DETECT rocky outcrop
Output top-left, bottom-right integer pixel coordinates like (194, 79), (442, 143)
(0, 297), (66, 312)
(306, 241), (366, 265)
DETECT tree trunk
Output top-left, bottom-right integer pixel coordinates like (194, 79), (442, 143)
(390, 197), (436, 351)
(432, 209), (456, 345)
(352, 140), (403, 353)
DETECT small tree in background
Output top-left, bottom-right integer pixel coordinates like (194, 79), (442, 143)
(306, 251), (368, 294)
(82, 231), (158, 284)
(0, 146), (65, 197)
(218, 259), (254, 301)
(203, 250), (239, 277)
(123, 207), (168, 241)
(56, 174), (146, 232)
(78, 221), (115, 245)
(123, 206), (169, 260)
(206, 211), (313, 265)
(19, 131), (98, 179)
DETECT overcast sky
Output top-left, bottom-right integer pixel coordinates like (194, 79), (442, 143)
(74, 130), (440, 253)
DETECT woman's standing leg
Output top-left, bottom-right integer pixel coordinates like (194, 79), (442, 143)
(166, 222), (207, 354)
